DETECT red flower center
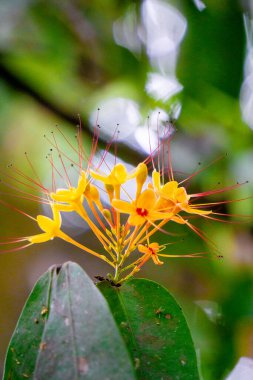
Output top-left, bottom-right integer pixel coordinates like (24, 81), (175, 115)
(136, 207), (148, 217)
(148, 247), (155, 255)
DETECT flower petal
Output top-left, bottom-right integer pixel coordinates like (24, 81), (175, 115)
(149, 242), (160, 251)
(152, 170), (161, 190)
(149, 210), (173, 221)
(181, 205), (212, 215)
(112, 199), (135, 214)
(52, 206), (62, 228)
(138, 244), (149, 254)
(55, 204), (75, 212)
(150, 254), (164, 265)
(37, 215), (55, 233)
(76, 172), (88, 196)
(50, 189), (72, 202)
(111, 163), (128, 184)
(28, 232), (52, 244)
(161, 181), (178, 198)
(155, 197), (175, 212)
(128, 214), (145, 226)
(176, 187), (189, 203)
(90, 170), (107, 183)
(137, 189), (156, 209)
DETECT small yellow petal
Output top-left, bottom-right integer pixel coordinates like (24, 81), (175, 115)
(28, 233), (52, 244)
(149, 211), (173, 220)
(161, 181), (178, 198)
(53, 189), (71, 196)
(76, 171), (88, 196)
(149, 242), (160, 251)
(150, 254), (164, 265)
(52, 206), (62, 228)
(37, 215), (55, 233)
(55, 204), (75, 212)
(181, 205), (212, 215)
(112, 199), (135, 214)
(50, 190), (71, 202)
(128, 214), (145, 226)
(137, 189), (156, 210)
(111, 163), (127, 185)
(36, 205), (62, 236)
(155, 197), (174, 212)
(90, 164), (128, 186)
(138, 244), (149, 254)
(152, 170), (161, 190)
(176, 187), (189, 203)
(90, 170), (107, 183)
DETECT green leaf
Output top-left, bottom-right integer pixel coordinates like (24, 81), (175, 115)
(3, 262), (136, 380)
(98, 278), (200, 380)
(3, 264), (53, 380)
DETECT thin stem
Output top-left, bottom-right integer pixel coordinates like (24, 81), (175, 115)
(58, 231), (114, 267)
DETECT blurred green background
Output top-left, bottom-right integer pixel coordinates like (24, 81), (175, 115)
(0, 0), (253, 379)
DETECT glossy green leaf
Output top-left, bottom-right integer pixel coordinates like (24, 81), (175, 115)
(3, 262), (136, 380)
(98, 278), (200, 380)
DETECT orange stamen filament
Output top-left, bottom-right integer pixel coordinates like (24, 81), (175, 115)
(58, 230), (114, 267)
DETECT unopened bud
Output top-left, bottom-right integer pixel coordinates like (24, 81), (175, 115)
(105, 184), (114, 202)
(136, 163), (148, 184)
(136, 163), (148, 198)
(102, 209), (112, 223)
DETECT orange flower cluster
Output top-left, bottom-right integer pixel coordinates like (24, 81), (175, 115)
(0, 126), (245, 283)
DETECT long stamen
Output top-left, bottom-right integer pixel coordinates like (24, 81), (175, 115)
(0, 180), (49, 204)
(0, 199), (37, 221)
(147, 116), (155, 170)
(51, 132), (71, 188)
(179, 154), (226, 186)
(0, 243), (33, 254)
(190, 182), (247, 198)
(3, 166), (49, 194)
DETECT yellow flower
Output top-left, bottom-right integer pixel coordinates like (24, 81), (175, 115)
(152, 170), (211, 216)
(90, 163), (129, 187)
(27, 203), (113, 266)
(138, 242), (164, 265)
(50, 171), (88, 211)
(137, 242), (206, 270)
(112, 188), (173, 226)
(90, 162), (148, 200)
(28, 204), (62, 244)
